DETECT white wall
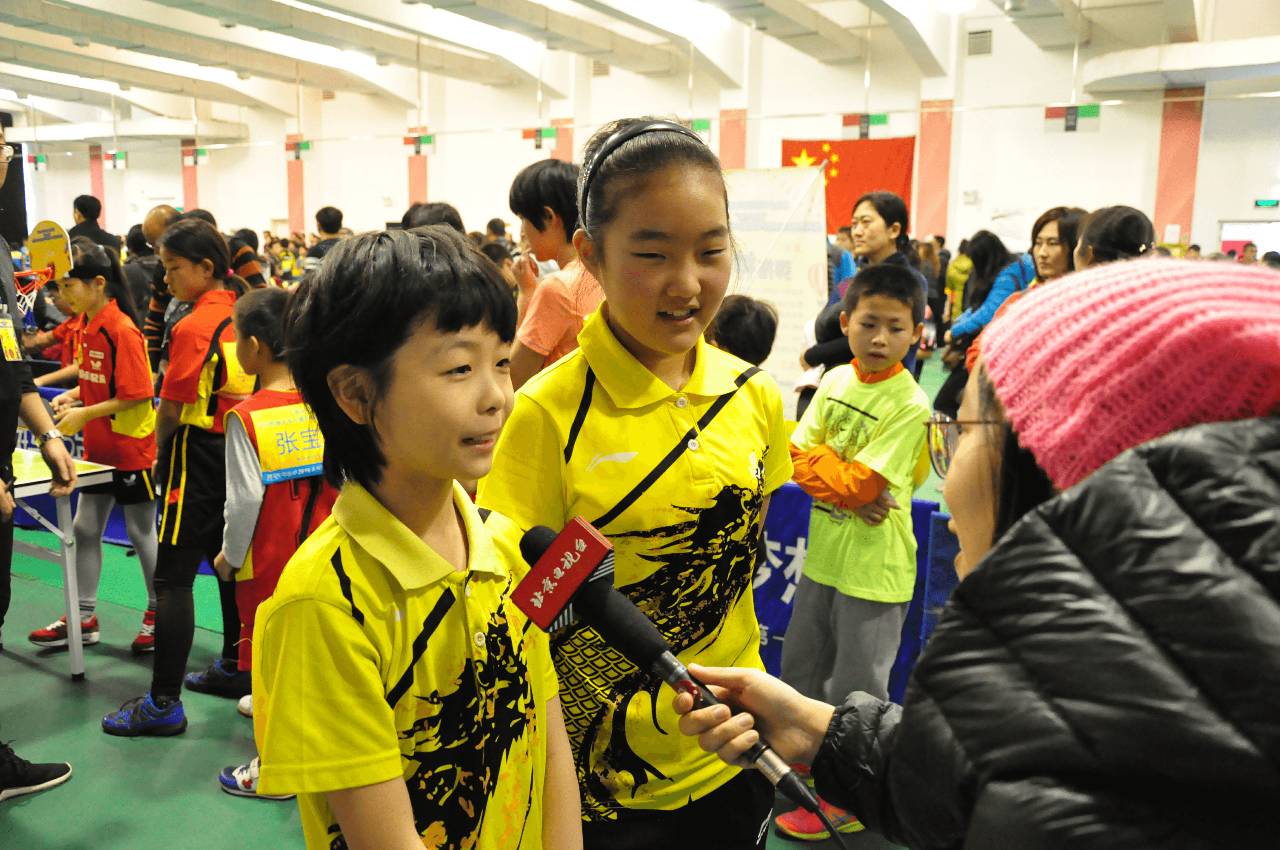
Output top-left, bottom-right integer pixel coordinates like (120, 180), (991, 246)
(1191, 80), (1280, 250)
(948, 14), (1162, 249)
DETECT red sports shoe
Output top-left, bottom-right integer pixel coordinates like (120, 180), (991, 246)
(131, 610), (156, 654)
(774, 799), (864, 841)
(29, 615), (100, 648)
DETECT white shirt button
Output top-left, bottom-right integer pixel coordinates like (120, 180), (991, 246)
(688, 438), (700, 451)
(464, 583), (472, 598)
(675, 396), (688, 409)
(474, 631), (486, 649)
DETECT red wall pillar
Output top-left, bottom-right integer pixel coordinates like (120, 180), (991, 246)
(1154, 87), (1204, 245)
(88, 144), (105, 222)
(915, 100), (953, 239)
(551, 118), (574, 162)
(407, 126), (428, 205)
(286, 134), (304, 236)
(719, 108), (747, 170)
(180, 139), (199, 211)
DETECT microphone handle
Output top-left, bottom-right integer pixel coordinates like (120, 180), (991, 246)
(650, 652), (822, 815)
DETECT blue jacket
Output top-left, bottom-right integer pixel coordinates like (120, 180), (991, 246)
(949, 254), (1036, 339)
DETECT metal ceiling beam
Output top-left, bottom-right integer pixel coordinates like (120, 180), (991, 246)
(7, 116), (249, 144)
(0, 31), (282, 112)
(429, 0), (677, 75)
(3, 0), (415, 105)
(145, 0), (521, 87)
(0, 64), (207, 119)
(298, 0), (569, 97)
(704, 0), (863, 65)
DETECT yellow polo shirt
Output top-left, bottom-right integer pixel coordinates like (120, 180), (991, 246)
(252, 482), (558, 850)
(478, 308), (792, 823)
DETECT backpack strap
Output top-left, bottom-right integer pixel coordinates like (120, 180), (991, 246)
(591, 367), (760, 531)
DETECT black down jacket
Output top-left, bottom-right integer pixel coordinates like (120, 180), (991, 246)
(810, 416), (1280, 849)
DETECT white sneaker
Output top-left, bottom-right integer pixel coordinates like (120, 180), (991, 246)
(217, 756), (292, 800)
(237, 694), (252, 718)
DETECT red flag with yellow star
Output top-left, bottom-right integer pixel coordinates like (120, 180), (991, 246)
(782, 137), (916, 234)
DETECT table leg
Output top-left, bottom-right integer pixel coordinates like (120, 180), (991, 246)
(56, 495), (85, 681)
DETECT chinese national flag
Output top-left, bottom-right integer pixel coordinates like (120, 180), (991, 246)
(782, 137), (916, 234)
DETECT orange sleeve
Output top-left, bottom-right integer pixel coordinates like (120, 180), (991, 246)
(789, 443), (887, 510)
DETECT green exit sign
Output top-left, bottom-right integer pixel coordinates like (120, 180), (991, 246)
(1255, 199), (1279, 208)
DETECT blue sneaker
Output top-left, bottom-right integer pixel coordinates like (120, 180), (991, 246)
(185, 659), (251, 699)
(102, 694), (187, 737)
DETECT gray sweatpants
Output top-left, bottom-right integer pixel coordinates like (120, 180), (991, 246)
(780, 575), (908, 704)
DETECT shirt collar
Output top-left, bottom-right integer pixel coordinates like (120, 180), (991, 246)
(852, 359), (905, 384)
(332, 481), (502, 591)
(577, 307), (744, 409)
(195, 288), (236, 309)
(84, 299), (120, 335)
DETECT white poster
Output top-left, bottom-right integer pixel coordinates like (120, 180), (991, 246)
(724, 166), (829, 412)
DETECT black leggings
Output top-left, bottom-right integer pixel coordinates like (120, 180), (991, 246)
(0, 515), (12, 633)
(150, 542), (241, 699)
(933, 363), (970, 419)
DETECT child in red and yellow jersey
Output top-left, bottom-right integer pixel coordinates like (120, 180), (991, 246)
(28, 238), (158, 653)
(102, 218), (254, 737)
(212, 287), (337, 800)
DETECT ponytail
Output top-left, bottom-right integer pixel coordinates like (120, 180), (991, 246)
(68, 236), (142, 328)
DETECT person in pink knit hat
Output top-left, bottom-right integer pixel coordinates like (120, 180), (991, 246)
(670, 258), (1280, 849)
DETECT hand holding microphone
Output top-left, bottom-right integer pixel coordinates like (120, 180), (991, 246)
(512, 519), (829, 822)
(670, 664), (835, 776)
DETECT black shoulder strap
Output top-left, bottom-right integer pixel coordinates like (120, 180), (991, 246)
(203, 317), (234, 418)
(591, 367), (760, 530)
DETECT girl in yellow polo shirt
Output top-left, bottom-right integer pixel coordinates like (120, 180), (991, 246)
(479, 118), (793, 850)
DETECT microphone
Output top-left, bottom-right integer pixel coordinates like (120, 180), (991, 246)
(513, 519), (824, 819)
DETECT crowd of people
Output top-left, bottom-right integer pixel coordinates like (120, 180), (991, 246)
(0, 116), (1277, 850)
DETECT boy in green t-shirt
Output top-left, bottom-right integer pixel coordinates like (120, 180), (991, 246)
(786, 263), (930, 701)
(778, 264), (930, 837)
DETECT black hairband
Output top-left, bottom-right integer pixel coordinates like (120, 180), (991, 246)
(577, 120), (707, 232)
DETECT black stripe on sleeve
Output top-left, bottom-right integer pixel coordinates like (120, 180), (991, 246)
(329, 549), (365, 626)
(385, 589), (456, 707)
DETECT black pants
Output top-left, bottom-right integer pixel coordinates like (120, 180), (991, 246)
(150, 542), (240, 699)
(933, 363), (970, 419)
(581, 771), (773, 850)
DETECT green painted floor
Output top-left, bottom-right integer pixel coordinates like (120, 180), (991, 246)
(0, 358), (949, 848)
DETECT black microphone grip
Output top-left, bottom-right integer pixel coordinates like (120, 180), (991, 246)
(650, 653), (822, 815)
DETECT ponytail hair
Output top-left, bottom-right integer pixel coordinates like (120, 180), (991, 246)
(157, 217), (232, 284)
(852, 191), (917, 267)
(1078, 206), (1156, 264)
(68, 236), (141, 328)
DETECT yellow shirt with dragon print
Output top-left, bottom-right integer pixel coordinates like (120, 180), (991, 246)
(252, 482), (559, 850)
(478, 308), (793, 821)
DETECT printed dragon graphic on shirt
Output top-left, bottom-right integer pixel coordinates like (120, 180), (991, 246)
(326, 596), (538, 850)
(551, 454), (768, 822)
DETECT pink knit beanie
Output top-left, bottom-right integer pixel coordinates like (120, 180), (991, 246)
(982, 259), (1280, 491)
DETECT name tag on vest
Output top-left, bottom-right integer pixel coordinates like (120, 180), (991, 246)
(250, 403), (324, 484)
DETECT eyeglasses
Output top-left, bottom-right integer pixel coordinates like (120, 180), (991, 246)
(925, 412), (1002, 479)
(0, 145), (14, 164)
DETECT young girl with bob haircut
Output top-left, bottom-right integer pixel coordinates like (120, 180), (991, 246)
(480, 118), (793, 850)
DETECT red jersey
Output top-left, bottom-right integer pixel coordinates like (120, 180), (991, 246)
(53, 314), (85, 368)
(227, 389), (336, 585)
(160, 288), (252, 435)
(78, 300), (156, 471)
